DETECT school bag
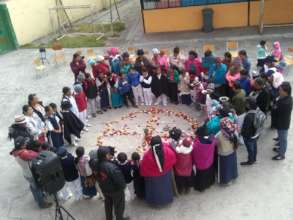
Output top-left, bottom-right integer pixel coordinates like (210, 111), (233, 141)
(253, 108), (266, 137)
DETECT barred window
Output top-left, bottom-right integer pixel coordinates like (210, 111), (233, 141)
(141, 0), (247, 10)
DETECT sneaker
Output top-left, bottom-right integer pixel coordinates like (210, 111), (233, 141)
(92, 113), (97, 118)
(86, 123), (92, 127)
(240, 161), (254, 166)
(273, 137), (279, 141)
(273, 147), (280, 153)
(83, 128), (89, 132)
(272, 155), (285, 160)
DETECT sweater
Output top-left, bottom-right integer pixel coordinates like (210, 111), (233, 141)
(192, 137), (216, 170)
(127, 71), (141, 87)
(174, 145), (193, 176)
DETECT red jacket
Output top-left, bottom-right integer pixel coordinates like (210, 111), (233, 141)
(174, 145), (193, 176)
(92, 63), (110, 78)
(140, 143), (176, 177)
(184, 58), (202, 81)
(12, 149), (38, 161)
(74, 91), (87, 112)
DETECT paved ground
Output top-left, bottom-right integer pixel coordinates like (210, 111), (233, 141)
(1, 0), (293, 219)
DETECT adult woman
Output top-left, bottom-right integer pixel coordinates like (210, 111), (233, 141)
(184, 50), (202, 81)
(192, 125), (216, 191)
(169, 46), (185, 71)
(216, 117), (238, 185)
(70, 53), (86, 82)
(140, 136), (176, 206)
(28, 94), (47, 143)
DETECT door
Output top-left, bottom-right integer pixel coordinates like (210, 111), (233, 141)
(0, 4), (17, 54)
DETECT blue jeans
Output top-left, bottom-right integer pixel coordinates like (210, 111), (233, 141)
(243, 137), (258, 162)
(27, 177), (46, 208)
(277, 129), (288, 157)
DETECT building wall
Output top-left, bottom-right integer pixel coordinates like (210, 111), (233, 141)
(143, 0), (293, 33)
(5, 0), (107, 45)
(249, 0), (293, 26)
(143, 2), (248, 33)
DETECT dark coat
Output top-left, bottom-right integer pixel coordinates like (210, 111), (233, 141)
(61, 111), (84, 144)
(60, 153), (79, 182)
(241, 111), (256, 138)
(134, 57), (154, 73)
(272, 96), (293, 130)
(256, 88), (271, 114)
(115, 161), (133, 184)
(131, 162), (145, 198)
(151, 74), (169, 97)
(96, 160), (126, 195)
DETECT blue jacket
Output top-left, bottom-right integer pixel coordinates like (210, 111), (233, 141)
(242, 59), (251, 73)
(118, 79), (131, 95)
(202, 55), (216, 71)
(239, 78), (251, 95)
(127, 71), (141, 87)
(208, 63), (227, 85)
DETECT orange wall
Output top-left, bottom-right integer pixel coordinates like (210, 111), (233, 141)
(143, 2), (248, 33)
(250, 0), (293, 26)
(143, 0), (293, 33)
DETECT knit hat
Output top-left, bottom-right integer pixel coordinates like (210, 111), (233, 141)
(14, 115), (26, 124)
(73, 84), (83, 93)
(108, 47), (119, 56)
(57, 147), (67, 157)
(96, 55), (105, 62)
(182, 137), (192, 148)
(152, 48), (160, 55)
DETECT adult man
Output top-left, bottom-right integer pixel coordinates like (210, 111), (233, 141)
(10, 136), (51, 208)
(8, 115), (34, 144)
(253, 77), (271, 114)
(96, 147), (129, 220)
(272, 82), (293, 160)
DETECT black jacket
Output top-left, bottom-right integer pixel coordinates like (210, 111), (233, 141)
(241, 111), (256, 138)
(8, 124), (34, 143)
(61, 111), (84, 144)
(96, 160), (126, 195)
(60, 153), (79, 182)
(256, 88), (271, 113)
(115, 161), (133, 184)
(272, 96), (293, 130)
(151, 74), (169, 97)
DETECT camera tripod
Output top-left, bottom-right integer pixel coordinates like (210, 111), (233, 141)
(53, 194), (76, 220)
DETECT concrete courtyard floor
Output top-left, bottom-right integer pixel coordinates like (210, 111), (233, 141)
(1, 0), (293, 219)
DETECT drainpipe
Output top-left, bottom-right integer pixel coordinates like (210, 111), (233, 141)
(259, 0), (264, 34)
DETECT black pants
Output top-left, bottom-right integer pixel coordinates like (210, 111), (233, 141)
(122, 91), (135, 107)
(104, 191), (125, 220)
(175, 176), (191, 194)
(168, 82), (178, 103)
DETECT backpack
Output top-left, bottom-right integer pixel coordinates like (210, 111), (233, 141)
(253, 108), (266, 136)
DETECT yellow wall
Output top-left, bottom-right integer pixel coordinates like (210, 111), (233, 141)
(143, 0), (293, 33)
(250, 0), (293, 26)
(143, 2), (248, 33)
(5, 0), (108, 45)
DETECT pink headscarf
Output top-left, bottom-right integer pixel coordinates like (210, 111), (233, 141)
(107, 47), (119, 57)
(272, 41), (283, 61)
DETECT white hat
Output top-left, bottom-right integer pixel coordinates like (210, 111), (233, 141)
(152, 48), (160, 55)
(96, 55), (105, 62)
(14, 115), (26, 124)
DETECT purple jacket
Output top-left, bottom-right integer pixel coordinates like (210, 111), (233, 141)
(192, 137), (216, 170)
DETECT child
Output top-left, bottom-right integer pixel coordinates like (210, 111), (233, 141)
(116, 152), (133, 201)
(83, 73), (98, 118)
(179, 72), (192, 105)
(96, 73), (111, 111)
(151, 67), (169, 106)
(45, 105), (64, 149)
(256, 40), (268, 74)
(60, 101), (84, 146)
(73, 84), (89, 128)
(121, 52), (133, 75)
(238, 50), (251, 74)
(49, 103), (63, 123)
(118, 73), (137, 108)
(167, 65), (180, 104)
(109, 73), (123, 108)
(57, 147), (82, 201)
(131, 152), (145, 199)
(184, 50), (202, 81)
(169, 127), (182, 150)
(75, 146), (97, 199)
(116, 152), (132, 184)
(140, 68), (153, 106)
(128, 67), (144, 106)
(174, 138), (193, 194)
(62, 87), (79, 118)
